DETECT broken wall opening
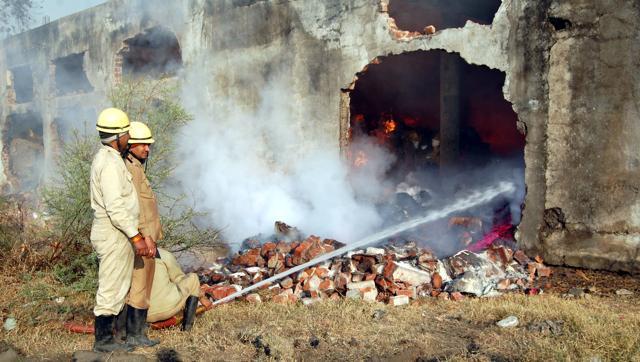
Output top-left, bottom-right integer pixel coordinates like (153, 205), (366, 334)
(8, 65), (34, 103)
(52, 107), (97, 142)
(53, 52), (94, 96)
(346, 50), (525, 256)
(3, 112), (45, 191)
(388, 0), (501, 31)
(120, 26), (183, 77)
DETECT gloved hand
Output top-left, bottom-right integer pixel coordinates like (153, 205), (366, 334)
(144, 236), (157, 258)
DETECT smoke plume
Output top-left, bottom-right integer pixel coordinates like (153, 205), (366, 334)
(175, 58), (395, 247)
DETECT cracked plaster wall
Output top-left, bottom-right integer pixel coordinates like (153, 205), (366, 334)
(543, 0), (640, 271)
(0, 0), (636, 271)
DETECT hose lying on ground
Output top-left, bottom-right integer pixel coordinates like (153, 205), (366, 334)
(63, 306), (209, 334)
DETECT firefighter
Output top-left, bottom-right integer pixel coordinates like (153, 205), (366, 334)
(147, 248), (202, 331)
(90, 108), (148, 353)
(117, 121), (162, 347)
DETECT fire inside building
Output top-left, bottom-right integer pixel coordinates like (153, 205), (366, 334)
(0, 0), (639, 273)
(346, 50), (524, 255)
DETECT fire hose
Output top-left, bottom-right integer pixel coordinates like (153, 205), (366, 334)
(64, 181), (514, 333)
(63, 306), (210, 334)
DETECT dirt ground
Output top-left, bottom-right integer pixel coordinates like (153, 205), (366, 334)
(1, 266), (639, 361)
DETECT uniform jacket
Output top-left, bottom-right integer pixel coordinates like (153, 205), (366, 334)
(125, 155), (163, 242)
(147, 248), (199, 322)
(90, 145), (139, 239)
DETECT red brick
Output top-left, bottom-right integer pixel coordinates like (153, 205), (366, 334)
(276, 242), (292, 254)
(272, 293), (290, 305)
(303, 275), (322, 292)
(245, 293), (262, 303)
(293, 241), (312, 259)
(291, 255), (303, 266)
(315, 267), (330, 278)
(396, 287), (416, 299)
(319, 279), (334, 292)
(296, 270), (310, 283)
(284, 255), (294, 268)
(432, 273), (443, 289)
(450, 292), (465, 301)
(307, 246), (326, 260)
(208, 285), (240, 301)
(232, 253), (257, 267)
(430, 290), (441, 298)
(246, 248), (261, 256)
(267, 254), (284, 270)
(261, 242), (277, 257)
(513, 250), (530, 265)
(364, 273), (376, 281)
(536, 264), (552, 277)
(383, 261), (397, 280)
(335, 273), (350, 290)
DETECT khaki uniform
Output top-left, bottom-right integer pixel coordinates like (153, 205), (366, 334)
(90, 145), (139, 316)
(125, 155), (163, 310)
(147, 248), (200, 322)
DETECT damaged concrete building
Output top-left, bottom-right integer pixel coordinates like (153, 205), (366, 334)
(0, 0), (639, 272)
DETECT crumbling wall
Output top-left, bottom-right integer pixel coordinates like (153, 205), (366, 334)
(0, 0), (187, 193)
(0, 0), (638, 271)
(542, 0), (640, 271)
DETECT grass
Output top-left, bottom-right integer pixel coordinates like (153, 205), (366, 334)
(2, 267), (639, 362)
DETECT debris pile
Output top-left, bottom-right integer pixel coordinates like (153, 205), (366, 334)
(197, 222), (552, 306)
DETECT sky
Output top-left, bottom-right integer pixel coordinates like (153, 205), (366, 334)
(31, 0), (106, 27)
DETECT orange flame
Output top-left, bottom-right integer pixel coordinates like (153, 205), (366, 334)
(383, 119), (397, 134)
(353, 114), (365, 123)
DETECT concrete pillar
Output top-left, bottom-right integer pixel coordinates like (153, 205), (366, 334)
(439, 53), (461, 174)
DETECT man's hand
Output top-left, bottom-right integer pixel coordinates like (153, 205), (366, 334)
(144, 236), (157, 258)
(133, 238), (148, 256)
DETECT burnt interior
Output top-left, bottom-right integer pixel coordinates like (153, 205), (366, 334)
(349, 50), (524, 255)
(53, 107), (97, 142)
(53, 52), (94, 96)
(388, 0), (501, 31)
(121, 26), (183, 77)
(3, 112), (44, 191)
(10, 65), (34, 103)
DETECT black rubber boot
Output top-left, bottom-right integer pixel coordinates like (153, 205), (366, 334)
(94, 315), (134, 353)
(125, 305), (159, 347)
(113, 306), (127, 343)
(181, 296), (199, 331)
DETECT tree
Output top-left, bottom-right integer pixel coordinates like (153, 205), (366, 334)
(42, 78), (222, 289)
(0, 0), (37, 36)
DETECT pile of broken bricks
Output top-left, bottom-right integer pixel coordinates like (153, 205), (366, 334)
(197, 235), (553, 307)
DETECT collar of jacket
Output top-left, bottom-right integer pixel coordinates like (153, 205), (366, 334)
(102, 144), (123, 157)
(126, 154), (144, 167)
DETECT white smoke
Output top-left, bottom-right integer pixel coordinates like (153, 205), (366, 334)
(175, 58), (395, 247)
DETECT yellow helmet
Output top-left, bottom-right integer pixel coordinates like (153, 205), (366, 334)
(96, 108), (130, 133)
(128, 121), (155, 144)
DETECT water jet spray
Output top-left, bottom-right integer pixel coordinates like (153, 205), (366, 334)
(213, 181), (516, 306)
